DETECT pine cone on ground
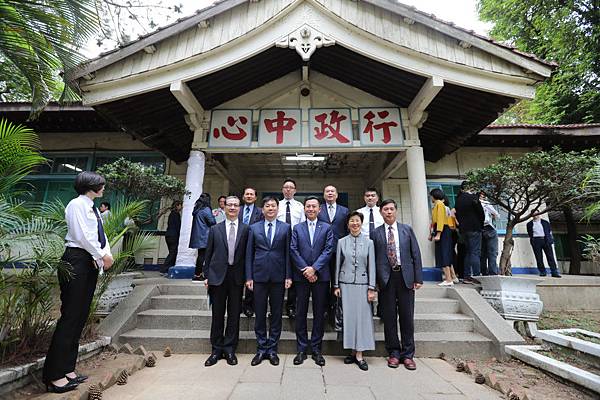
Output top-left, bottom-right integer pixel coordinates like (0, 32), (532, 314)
(88, 384), (103, 400)
(163, 347), (172, 357)
(474, 372), (485, 384)
(508, 392), (521, 400)
(456, 361), (465, 372)
(146, 355), (156, 367)
(116, 369), (129, 385)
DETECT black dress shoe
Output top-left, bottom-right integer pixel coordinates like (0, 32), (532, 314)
(243, 307), (254, 318)
(343, 354), (356, 364)
(251, 353), (264, 366)
(268, 353), (280, 366)
(293, 352), (307, 365)
(225, 353), (238, 365)
(46, 380), (79, 393)
(205, 352), (220, 367)
(66, 374), (88, 384)
(312, 352), (326, 366)
(552, 273), (562, 278)
(539, 272), (547, 277)
(356, 359), (368, 371)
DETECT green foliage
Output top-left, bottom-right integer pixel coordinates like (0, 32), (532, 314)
(479, 0), (600, 124)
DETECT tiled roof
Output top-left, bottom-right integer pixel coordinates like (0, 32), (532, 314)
(487, 124), (600, 129)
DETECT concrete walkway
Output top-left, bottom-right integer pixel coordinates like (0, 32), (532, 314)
(102, 354), (502, 400)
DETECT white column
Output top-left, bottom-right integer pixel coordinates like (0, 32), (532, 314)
(175, 150), (206, 268)
(406, 145), (434, 266)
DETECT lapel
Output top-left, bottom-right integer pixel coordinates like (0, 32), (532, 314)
(259, 222), (269, 248)
(219, 222), (228, 250)
(312, 222), (323, 248)
(271, 220), (280, 248)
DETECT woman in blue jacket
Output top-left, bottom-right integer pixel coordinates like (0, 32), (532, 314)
(190, 193), (216, 282)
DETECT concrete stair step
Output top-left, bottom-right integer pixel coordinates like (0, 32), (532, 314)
(157, 284), (450, 298)
(119, 329), (493, 358)
(136, 309), (473, 332)
(149, 295), (460, 314)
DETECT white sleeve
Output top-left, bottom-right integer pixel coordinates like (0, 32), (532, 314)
(68, 203), (110, 260)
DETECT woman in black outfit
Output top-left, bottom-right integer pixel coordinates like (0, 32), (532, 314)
(160, 200), (182, 274)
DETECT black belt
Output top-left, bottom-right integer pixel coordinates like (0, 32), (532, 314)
(391, 265), (402, 272)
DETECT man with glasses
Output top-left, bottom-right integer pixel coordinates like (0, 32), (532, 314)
(277, 178), (305, 319)
(203, 196), (249, 367)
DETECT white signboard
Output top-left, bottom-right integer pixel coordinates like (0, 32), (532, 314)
(359, 107), (404, 146)
(308, 108), (353, 147)
(208, 109), (252, 148)
(258, 109), (302, 147)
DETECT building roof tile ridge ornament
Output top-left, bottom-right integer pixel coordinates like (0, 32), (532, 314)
(275, 24), (335, 62)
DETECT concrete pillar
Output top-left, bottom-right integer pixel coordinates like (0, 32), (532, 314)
(171, 150), (206, 278)
(406, 145), (434, 266)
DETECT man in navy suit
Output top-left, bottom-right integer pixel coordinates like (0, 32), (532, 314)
(526, 215), (561, 277)
(203, 196), (249, 367)
(238, 187), (264, 317)
(317, 185), (349, 312)
(245, 196), (292, 366)
(373, 199), (423, 371)
(291, 196), (334, 366)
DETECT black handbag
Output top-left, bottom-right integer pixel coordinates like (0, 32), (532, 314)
(334, 296), (343, 332)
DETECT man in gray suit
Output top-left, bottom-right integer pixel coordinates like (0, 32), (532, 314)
(372, 199), (423, 370)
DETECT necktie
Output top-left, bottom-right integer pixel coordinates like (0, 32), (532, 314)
(92, 206), (107, 249)
(285, 201), (291, 224)
(328, 205), (334, 222)
(387, 226), (398, 267)
(243, 206), (250, 224)
(369, 208), (375, 237)
(228, 222), (236, 265)
(309, 222), (315, 245)
(267, 222), (273, 247)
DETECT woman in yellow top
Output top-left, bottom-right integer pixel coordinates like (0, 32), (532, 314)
(428, 188), (458, 286)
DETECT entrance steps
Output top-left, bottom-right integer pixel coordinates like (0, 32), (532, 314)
(113, 282), (503, 359)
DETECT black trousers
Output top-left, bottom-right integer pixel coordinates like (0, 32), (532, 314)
(209, 268), (243, 354)
(531, 238), (558, 274)
(43, 247), (98, 383)
(160, 236), (178, 273)
(253, 282), (285, 355)
(194, 248), (206, 276)
(295, 280), (328, 353)
(380, 270), (415, 360)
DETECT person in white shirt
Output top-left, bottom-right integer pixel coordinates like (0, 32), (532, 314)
(43, 172), (113, 393)
(277, 178), (305, 318)
(213, 196), (227, 223)
(356, 188), (384, 239)
(99, 201), (111, 221)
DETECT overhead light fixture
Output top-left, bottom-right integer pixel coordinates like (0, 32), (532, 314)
(284, 153), (326, 162)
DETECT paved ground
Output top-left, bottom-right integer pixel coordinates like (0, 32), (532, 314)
(102, 354), (503, 400)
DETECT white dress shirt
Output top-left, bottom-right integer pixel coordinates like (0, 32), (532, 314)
(64, 195), (112, 261)
(264, 219), (278, 245)
(225, 218), (238, 239)
(326, 202), (337, 222)
(384, 222), (401, 265)
(481, 200), (499, 227)
(356, 205), (384, 237)
(242, 203), (255, 223)
(532, 220), (545, 237)
(277, 198), (305, 228)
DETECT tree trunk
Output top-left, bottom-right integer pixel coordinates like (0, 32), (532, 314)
(563, 206), (581, 275)
(499, 221), (517, 275)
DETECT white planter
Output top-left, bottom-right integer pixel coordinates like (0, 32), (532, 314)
(477, 275), (544, 337)
(96, 272), (136, 315)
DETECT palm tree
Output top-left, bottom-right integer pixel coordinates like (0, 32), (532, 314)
(0, 0), (98, 118)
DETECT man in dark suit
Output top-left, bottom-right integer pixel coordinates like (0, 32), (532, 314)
(291, 196), (334, 366)
(373, 199), (423, 371)
(454, 181), (485, 284)
(238, 187), (264, 317)
(317, 185), (349, 313)
(203, 196), (249, 367)
(245, 196), (292, 366)
(526, 216), (561, 277)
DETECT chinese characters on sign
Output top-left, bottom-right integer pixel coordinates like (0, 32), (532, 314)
(208, 109), (252, 148)
(208, 108), (403, 148)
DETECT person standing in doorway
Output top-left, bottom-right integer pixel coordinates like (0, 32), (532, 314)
(238, 187), (263, 317)
(203, 196), (249, 367)
(190, 193), (217, 282)
(356, 188), (384, 239)
(373, 199), (423, 371)
(480, 192), (499, 276)
(277, 178), (305, 319)
(246, 196), (292, 366)
(429, 189), (458, 286)
(290, 196), (334, 366)
(43, 172), (113, 393)
(527, 215), (561, 278)
(160, 200), (182, 274)
(213, 195), (227, 223)
(454, 181), (484, 284)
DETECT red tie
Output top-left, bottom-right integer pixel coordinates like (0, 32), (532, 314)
(387, 226), (397, 267)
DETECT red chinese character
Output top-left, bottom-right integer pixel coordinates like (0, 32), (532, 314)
(313, 110), (350, 143)
(263, 111), (297, 144)
(362, 110), (398, 144)
(213, 115), (248, 141)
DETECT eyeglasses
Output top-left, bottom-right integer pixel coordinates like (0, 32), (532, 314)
(282, 186), (296, 190)
(226, 203), (240, 208)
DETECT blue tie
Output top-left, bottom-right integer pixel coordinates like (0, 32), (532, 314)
(309, 222), (315, 246)
(243, 206), (250, 224)
(267, 222), (273, 247)
(92, 206), (107, 249)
